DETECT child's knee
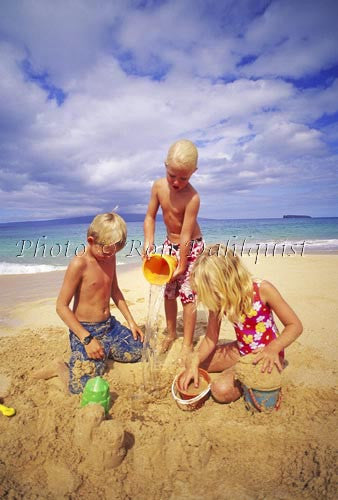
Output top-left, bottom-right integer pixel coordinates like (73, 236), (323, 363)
(109, 338), (142, 363)
(211, 376), (241, 404)
(124, 341), (143, 362)
(68, 358), (105, 394)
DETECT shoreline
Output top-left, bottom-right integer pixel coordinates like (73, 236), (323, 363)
(1, 239), (338, 277)
(0, 262), (142, 335)
(0, 261), (141, 304)
(0, 249), (337, 277)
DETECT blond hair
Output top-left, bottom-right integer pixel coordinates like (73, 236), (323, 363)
(166, 139), (198, 171)
(87, 212), (127, 250)
(190, 244), (253, 323)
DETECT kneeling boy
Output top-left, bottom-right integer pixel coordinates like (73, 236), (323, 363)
(34, 212), (144, 394)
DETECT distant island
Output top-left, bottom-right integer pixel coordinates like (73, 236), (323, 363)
(283, 215), (312, 219)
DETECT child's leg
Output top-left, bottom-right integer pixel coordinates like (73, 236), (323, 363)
(68, 323), (108, 394)
(176, 239), (204, 357)
(33, 359), (69, 393)
(106, 316), (143, 363)
(178, 301), (196, 362)
(182, 301), (196, 347)
(68, 352), (106, 394)
(161, 297), (178, 352)
(210, 368), (242, 404)
(201, 341), (240, 372)
(161, 238), (202, 356)
(176, 282), (197, 362)
(200, 341), (242, 404)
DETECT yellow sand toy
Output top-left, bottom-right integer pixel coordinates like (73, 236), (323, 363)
(0, 403), (16, 417)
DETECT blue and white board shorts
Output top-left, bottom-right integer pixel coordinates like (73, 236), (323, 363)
(68, 315), (142, 394)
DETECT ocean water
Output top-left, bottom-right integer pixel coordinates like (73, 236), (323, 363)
(0, 215), (337, 275)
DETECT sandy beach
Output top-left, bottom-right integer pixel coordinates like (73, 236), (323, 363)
(0, 254), (337, 499)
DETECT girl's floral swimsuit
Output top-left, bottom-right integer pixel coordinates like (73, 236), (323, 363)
(234, 280), (284, 359)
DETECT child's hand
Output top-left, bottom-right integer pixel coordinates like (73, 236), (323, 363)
(179, 368), (197, 391)
(252, 343), (283, 373)
(180, 353), (200, 390)
(129, 321), (144, 342)
(142, 243), (155, 260)
(170, 267), (185, 282)
(85, 338), (105, 360)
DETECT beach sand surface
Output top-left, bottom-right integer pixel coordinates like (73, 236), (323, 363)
(0, 255), (337, 499)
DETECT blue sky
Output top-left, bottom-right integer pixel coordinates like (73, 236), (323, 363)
(0, 0), (337, 222)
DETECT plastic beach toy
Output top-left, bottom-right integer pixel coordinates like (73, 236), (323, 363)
(171, 369), (211, 411)
(177, 368), (211, 400)
(0, 403), (16, 417)
(142, 254), (178, 285)
(81, 377), (111, 414)
(242, 385), (282, 412)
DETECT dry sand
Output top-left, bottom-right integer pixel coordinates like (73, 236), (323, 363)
(0, 255), (337, 499)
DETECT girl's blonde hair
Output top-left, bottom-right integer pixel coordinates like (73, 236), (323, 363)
(190, 244), (253, 323)
(166, 139), (198, 171)
(87, 212), (127, 251)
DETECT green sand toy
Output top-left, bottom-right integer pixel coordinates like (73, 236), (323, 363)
(81, 377), (111, 414)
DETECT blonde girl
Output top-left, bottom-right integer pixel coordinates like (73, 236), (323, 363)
(180, 244), (303, 403)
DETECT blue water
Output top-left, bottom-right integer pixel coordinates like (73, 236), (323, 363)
(0, 215), (337, 274)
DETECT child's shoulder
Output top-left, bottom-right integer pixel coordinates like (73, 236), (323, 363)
(66, 252), (89, 274)
(254, 279), (278, 304)
(189, 183), (200, 197)
(258, 279), (274, 289)
(153, 177), (166, 187)
(253, 278), (273, 291)
(252, 278), (271, 285)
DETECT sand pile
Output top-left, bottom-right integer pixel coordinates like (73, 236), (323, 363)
(235, 352), (282, 390)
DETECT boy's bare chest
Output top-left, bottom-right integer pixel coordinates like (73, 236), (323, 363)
(159, 192), (188, 219)
(83, 266), (113, 294)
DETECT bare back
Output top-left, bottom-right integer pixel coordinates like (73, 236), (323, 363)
(154, 178), (201, 243)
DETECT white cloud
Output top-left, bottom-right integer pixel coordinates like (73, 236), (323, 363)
(0, 0), (125, 85)
(0, 0), (337, 221)
(241, 0), (338, 78)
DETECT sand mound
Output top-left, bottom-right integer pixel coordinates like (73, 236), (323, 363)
(235, 352), (282, 390)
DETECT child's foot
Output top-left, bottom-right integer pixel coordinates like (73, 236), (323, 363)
(33, 359), (69, 392)
(159, 335), (177, 354)
(177, 344), (194, 367)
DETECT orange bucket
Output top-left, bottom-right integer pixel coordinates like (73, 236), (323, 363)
(176, 369), (211, 400)
(142, 254), (178, 285)
(171, 369), (211, 411)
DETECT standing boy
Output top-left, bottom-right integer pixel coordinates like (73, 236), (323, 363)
(143, 139), (204, 362)
(34, 212), (144, 394)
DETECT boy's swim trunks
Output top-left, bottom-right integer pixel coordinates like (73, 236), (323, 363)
(68, 316), (142, 394)
(162, 237), (205, 304)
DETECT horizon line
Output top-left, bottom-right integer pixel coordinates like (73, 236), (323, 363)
(1, 213), (338, 226)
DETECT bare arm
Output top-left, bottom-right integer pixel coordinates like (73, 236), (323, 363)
(56, 259), (91, 341)
(253, 281), (303, 372)
(174, 193), (200, 276)
(181, 311), (221, 389)
(111, 260), (144, 342)
(143, 181), (160, 257)
(56, 259), (104, 359)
